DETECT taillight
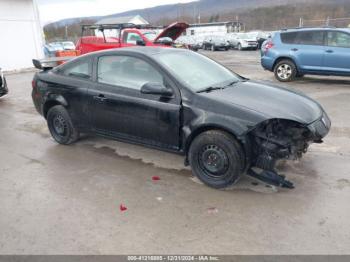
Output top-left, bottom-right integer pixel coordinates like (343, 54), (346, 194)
(32, 80), (36, 88)
(263, 40), (274, 54)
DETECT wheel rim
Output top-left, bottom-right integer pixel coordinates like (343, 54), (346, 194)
(277, 64), (292, 80)
(198, 144), (229, 178)
(52, 114), (68, 137)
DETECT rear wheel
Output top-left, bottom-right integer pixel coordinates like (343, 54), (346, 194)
(274, 59), (297, 82)
(189, 130), (245, 189)
(47, 105), (79, 145)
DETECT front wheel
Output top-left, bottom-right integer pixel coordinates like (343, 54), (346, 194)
(274, 59), (297, 82)
(47, 105), (79, 145)
(189, 130), (245, 189)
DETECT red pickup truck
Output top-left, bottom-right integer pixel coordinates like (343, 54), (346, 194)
(76, 22), (189, 55)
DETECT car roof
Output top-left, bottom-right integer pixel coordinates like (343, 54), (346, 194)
(87, 46), (188, 58)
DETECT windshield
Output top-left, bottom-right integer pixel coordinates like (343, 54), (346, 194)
(156, 51), (241, 92)
(143, 31), (158, 41)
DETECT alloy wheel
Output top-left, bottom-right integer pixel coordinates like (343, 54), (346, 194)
(277, 64), (292, 80)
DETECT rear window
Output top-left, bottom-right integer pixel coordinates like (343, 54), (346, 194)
(281, 31), (324, 45)
(280, 32), (297, 44)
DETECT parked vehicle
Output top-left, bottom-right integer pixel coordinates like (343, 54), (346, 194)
(202, 35), (230, 51)
(176, 35), (205, 51)
(230, 33), (259, 50)
(261, 27), (350, 82)
(43, 43), (65, 57)
(247, 31), (270, 49)
(32, 47), (330, 189)
(76, 22), (189, 55)
(0, 68), (8, 97)
(62, 41), (76, 50)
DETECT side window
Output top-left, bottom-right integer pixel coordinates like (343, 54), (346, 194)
(296, 31), (324, 45)
(280, 32), (297, 44)
(125, 32), (142, 45)
(62, 61), (91, 79)
(327, 31), (350, 48)
(97, 55), (163, 90)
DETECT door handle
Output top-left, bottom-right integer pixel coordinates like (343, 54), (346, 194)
(325, 49), (334, 53)
(291, 48), (298, 51)
(93, 94), (107, 102)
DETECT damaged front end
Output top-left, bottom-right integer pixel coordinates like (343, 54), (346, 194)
(247, 114), (331, 188)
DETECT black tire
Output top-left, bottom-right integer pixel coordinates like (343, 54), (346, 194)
(274, 59), (297, 82)
(47, 105), (79, 145)
(189, 130), (245, 189)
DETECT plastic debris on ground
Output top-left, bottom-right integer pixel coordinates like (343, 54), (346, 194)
(120, 204), (127, 212)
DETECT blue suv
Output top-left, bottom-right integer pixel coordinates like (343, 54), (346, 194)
(261, 28), (350, 82)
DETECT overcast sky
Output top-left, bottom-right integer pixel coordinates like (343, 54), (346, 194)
(37, 0), (195, 24)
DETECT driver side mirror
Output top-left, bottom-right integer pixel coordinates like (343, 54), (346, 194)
(141, 82), (173, 97)
(136, 39), (145, 46)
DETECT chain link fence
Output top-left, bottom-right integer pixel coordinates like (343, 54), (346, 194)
(300, 17), (350, 28)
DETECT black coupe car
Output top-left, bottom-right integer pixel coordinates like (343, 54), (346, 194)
(0, 68), (8, 98)
(32, 47), (331, 189)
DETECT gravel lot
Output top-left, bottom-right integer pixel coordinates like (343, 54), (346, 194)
(0, 50), (350, 254)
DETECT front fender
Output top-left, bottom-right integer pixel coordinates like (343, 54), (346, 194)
(181, 106), (265, 151)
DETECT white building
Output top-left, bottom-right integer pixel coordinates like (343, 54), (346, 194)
(0, 0), (44, 71)
(184, 21), (243, 36)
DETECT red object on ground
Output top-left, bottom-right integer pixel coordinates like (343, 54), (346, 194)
(120, 204), (127, 212)
(152, 176), (160, 181)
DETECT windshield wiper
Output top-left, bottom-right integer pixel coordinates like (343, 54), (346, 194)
(196, 86), (224, 93)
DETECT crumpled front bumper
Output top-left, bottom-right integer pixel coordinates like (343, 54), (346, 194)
(308, 111), (331, 141)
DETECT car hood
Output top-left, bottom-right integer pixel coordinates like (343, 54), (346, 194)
(201, 80), (322, 124)
(154, 22), (189, 42)
(241, 38), (257, 41)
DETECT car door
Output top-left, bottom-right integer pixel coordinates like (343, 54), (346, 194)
(288, 30), (326, 72)
(89, 54), (181, 150)
(323, 31), (350, 74)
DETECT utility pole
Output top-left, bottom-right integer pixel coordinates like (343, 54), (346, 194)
(299, 17), (303, 27)
(65, 25), (68, 40)
(177, 3), (180, 21)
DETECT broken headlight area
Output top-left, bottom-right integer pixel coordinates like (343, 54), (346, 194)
(249, 119), (314, 171)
